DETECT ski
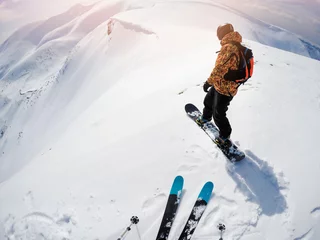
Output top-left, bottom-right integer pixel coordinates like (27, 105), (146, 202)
(178, 181), (214, 240)
(185, 103), (245, 162)
(156, 175), (184, 240)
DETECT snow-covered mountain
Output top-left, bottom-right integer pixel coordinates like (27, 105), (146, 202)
(0, 0), (320, 239)
(213, 0), (320, 61)
(1, 0), (320, 61)
(215, 0), (320, 48)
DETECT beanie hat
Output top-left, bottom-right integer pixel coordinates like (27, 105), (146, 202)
(217, 23), (234, 40)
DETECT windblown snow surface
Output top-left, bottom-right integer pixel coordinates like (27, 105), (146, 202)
(0, 0), (320, 239)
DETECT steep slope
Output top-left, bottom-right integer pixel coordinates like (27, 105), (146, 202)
(0, 1), (320, 240)
(0, 0), (127, 181)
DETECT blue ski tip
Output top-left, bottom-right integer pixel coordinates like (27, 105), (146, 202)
(170, 176), (184, 195)
(198, 181), (214, 203)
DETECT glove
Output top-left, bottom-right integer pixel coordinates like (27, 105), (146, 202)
(203, 81), (211, 93)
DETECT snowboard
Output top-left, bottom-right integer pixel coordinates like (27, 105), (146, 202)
(185, 103), (245, 162)
(156, 176), (184, 240)
(178, 181), (214, 240)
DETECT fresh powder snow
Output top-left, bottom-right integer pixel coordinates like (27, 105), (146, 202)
(0, 0), (320, 240)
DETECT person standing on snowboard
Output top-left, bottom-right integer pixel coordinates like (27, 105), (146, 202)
(196, 23), (242, 147)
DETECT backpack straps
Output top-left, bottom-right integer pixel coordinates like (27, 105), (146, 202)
(230, 41), (251, 86)
(216, 42), (251, 88)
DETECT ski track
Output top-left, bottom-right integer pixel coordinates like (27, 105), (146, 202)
(141, 192), (167, 216)
(311, 206), (320, 217)
(294, 228), (314, 240)
(180, 144), (221, 176)
(178, 144), (213, 174)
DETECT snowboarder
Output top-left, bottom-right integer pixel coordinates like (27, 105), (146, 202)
(196, 23), (244, 147)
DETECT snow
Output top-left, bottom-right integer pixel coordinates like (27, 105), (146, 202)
(0, 0), (320, 239)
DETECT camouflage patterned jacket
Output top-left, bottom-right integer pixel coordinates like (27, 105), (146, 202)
(207, 31), (242, 97)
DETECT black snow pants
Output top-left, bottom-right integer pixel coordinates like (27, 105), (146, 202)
(202, 86), (233, 138)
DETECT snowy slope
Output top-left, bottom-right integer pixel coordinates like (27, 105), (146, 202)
(0, 0), (98, 43)
(0, 0), (128, 181)
(1, 0), (320, 61)
(1, 0), (320, 240)
(211, 0), (320, 61)
(214, 0), (320, 47)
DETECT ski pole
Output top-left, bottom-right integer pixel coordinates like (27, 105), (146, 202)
(217, 223), (226, 240)
(117, 216), (139, 240)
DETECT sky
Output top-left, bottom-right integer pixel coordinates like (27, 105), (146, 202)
(0, 0), (320, 45)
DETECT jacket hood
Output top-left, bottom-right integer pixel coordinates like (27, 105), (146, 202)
(220, 31), (242, 46)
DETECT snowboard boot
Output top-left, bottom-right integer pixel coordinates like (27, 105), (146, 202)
(195, 116), (210, 126)
(214, 135), (232, 148)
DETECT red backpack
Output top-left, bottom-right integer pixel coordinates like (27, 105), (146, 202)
(224, 42), (254, 86)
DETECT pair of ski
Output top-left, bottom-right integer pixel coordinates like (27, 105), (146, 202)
(156, 176), (214, 240)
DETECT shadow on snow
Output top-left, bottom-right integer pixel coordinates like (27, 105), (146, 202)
(227, 150), (288, 216)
